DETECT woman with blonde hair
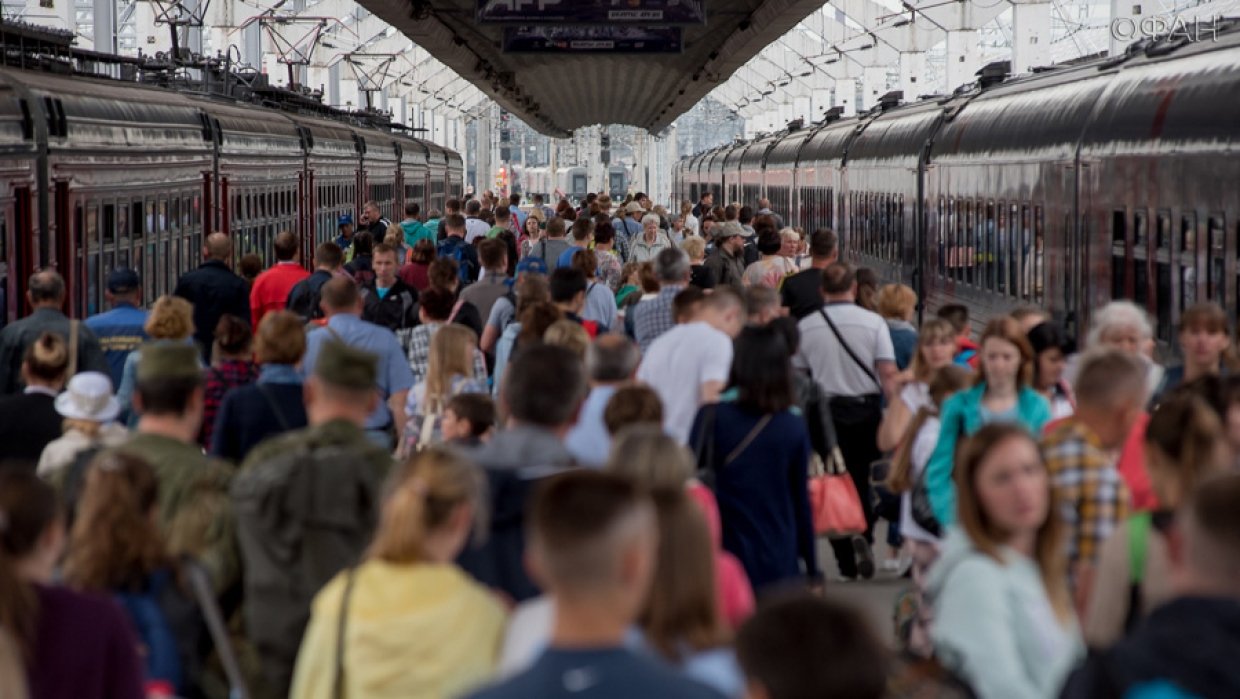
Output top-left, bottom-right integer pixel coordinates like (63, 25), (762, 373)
(877, 318), (958, 453)
(116, 295), (197, 423)
(37, 371), (127, 483)
(62, 451), (208, 694)
(928, 423), (1081, 699)
(0, 333), (71, 463)
(877, 284), (919, 371)
(401, 325), (487, 455)
(290, 448), (504, 699)
(1084, 393), (1230, 646)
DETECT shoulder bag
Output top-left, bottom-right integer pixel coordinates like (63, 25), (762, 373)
(333, 567), (358, 699)
(818, 308), (880, 391)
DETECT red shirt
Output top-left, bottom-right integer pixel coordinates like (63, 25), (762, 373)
(250, 262), (310, 329)
(399, 261), (431, 292)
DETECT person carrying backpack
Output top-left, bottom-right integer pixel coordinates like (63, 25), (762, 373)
(527, 216), (572, 269)
(231, 341), (395, 697)
(287, 242), (345, 322)
(436, 213), (480, 288)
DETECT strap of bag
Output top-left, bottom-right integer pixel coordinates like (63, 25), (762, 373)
(724, 414), (773, 466)
(818, 308), (879, 388)
(185, 559), (249, 699)
(68, 319), (79, 377)
(255, 384), (292, 432)
(333, 567), (358, 699)
(416, 398), (441, 451)
(447, 299), (465, 323)
(1128, 512), (1152, 585)
(325, 324), (346, 345)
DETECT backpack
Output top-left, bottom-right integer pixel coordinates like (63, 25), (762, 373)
(230, 441), (384, 694)
(438, 238), (474, 287)
(114, 568), (185, 693)
(286, 273), (331, 321)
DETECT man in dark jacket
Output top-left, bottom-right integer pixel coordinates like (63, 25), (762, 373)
(174, 232), (251, 360)
(703, 221), (747, 292)
(1059, 473), (1240, 699)
(232, 340), (393, 696)
(0, 270), (108, 394)
(361, 243), (418, 347)
(360, 200), (392, 238)
(458, 344), (585, 602)
(287, 242), (343, 322)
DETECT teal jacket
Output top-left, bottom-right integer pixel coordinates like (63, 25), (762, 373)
(926, 383), (1051, 526)
(400, 220), (434, 249)
(927, 529), (1083, 699)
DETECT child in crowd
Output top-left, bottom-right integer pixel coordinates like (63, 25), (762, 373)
(441, 393), (496, 447)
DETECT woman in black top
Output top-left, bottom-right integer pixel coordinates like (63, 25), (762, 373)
(0, 333), (69, 470)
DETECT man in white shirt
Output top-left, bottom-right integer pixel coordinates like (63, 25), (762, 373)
(637, 287), (745, 444)
(464, 199), (491, 243)
(793, 262), (896, 581)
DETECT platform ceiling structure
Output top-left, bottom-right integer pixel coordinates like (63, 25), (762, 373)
(353, 0), (832, 136)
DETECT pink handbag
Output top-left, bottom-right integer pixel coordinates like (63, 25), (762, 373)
(808, 447), (867, 538)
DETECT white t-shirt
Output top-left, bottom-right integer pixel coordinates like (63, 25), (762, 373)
(900, 381), (931, 414)
(464, 217), (490, 244)
(498, 596), (554, 678)
(793, 303), (894, 397)
(900, 415), (941, 543)
(637, 321), (733, 444)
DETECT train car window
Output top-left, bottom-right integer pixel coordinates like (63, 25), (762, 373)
(950, 198), (961, 282)
(983, 200), (996, 292)
(1180, 212), (1199, 312)
(1132, 211), (1149, 306)
(78, 204), (99, 315)
(1112, 210), (1128, 301)
(1032, 205), (1045, 304)
(897, 194), (906, 264)
(997, 202), (1009, 295)
(964, 200), (976, 287)
(1155, 211), (1172, 342)
(1208, 215), (1225, 301)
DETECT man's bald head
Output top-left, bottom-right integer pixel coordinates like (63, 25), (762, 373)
(204, 233), (232, 263)
(27, 270), (65, 306)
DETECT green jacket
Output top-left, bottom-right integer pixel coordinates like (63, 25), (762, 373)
(116, 432), (238, 593)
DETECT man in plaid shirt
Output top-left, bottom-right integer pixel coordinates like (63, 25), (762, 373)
(1041, 349), (1148, 606)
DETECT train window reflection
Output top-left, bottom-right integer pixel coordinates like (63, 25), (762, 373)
(1208, 216), (1225, 301)
(1112, 211), (1128, 301)
(1133, 210), (1149, 308)
(1155, 211), (1172, 342)
(1032, 205), (1045, 304)
(1181, 212), (1197, 312)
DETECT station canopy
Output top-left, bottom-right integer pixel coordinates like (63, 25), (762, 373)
(355, 0), (829, 136)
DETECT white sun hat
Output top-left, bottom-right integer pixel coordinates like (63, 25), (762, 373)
(54, 371), (121, 422)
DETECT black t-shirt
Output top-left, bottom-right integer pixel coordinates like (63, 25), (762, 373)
(690, 264), (718, 290)
(781, 268), (825, 320)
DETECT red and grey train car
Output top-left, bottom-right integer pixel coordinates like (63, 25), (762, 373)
(0, 64), (462, 322)
(672, 23), (1240, 344)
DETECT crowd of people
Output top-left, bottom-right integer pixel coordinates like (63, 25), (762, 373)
(0, 187), (1238, 699)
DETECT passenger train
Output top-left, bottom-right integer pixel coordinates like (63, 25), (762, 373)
(673, 23), (1240, 346)
(0, 60), (463, 322)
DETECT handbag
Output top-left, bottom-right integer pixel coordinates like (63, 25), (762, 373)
(808, 446), (867, 538)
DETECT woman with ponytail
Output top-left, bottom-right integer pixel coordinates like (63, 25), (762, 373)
(1083, 393), (1231, 646)
(62, 452), (207, 696)
(290, 447), (506, 699)
(0, 332), (70, 464)
(0, 471), (143, 699)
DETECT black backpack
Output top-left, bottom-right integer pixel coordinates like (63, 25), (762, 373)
(287, 271), (332, 321)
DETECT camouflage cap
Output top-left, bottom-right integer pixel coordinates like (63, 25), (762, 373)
(314, 340), (377, 390)
(136, 343), (202, 383)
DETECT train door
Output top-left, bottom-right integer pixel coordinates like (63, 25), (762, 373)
(5, 187), (33, 321)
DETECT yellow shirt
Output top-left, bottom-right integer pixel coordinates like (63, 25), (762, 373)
(290, 561), (506, 699)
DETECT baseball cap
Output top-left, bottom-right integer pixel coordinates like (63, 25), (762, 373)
(338, 213), (353, 226)
(106, 268), (140, 294)
(516, 257), (549, 276)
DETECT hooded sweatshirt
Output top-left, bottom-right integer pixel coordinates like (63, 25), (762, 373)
(290, 561), (505, 699)
(400, 219), (434, 249)
(926, 529), (1082, 699)
(1061, 596), (1240, 699)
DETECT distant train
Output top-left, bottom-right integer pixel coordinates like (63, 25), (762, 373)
(513, 164), (629, 204)
(0, 63), (462, 321)
(673, 25), (1240, 347)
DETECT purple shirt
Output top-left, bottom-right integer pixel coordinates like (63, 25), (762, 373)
(29, 584), (144, 699)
